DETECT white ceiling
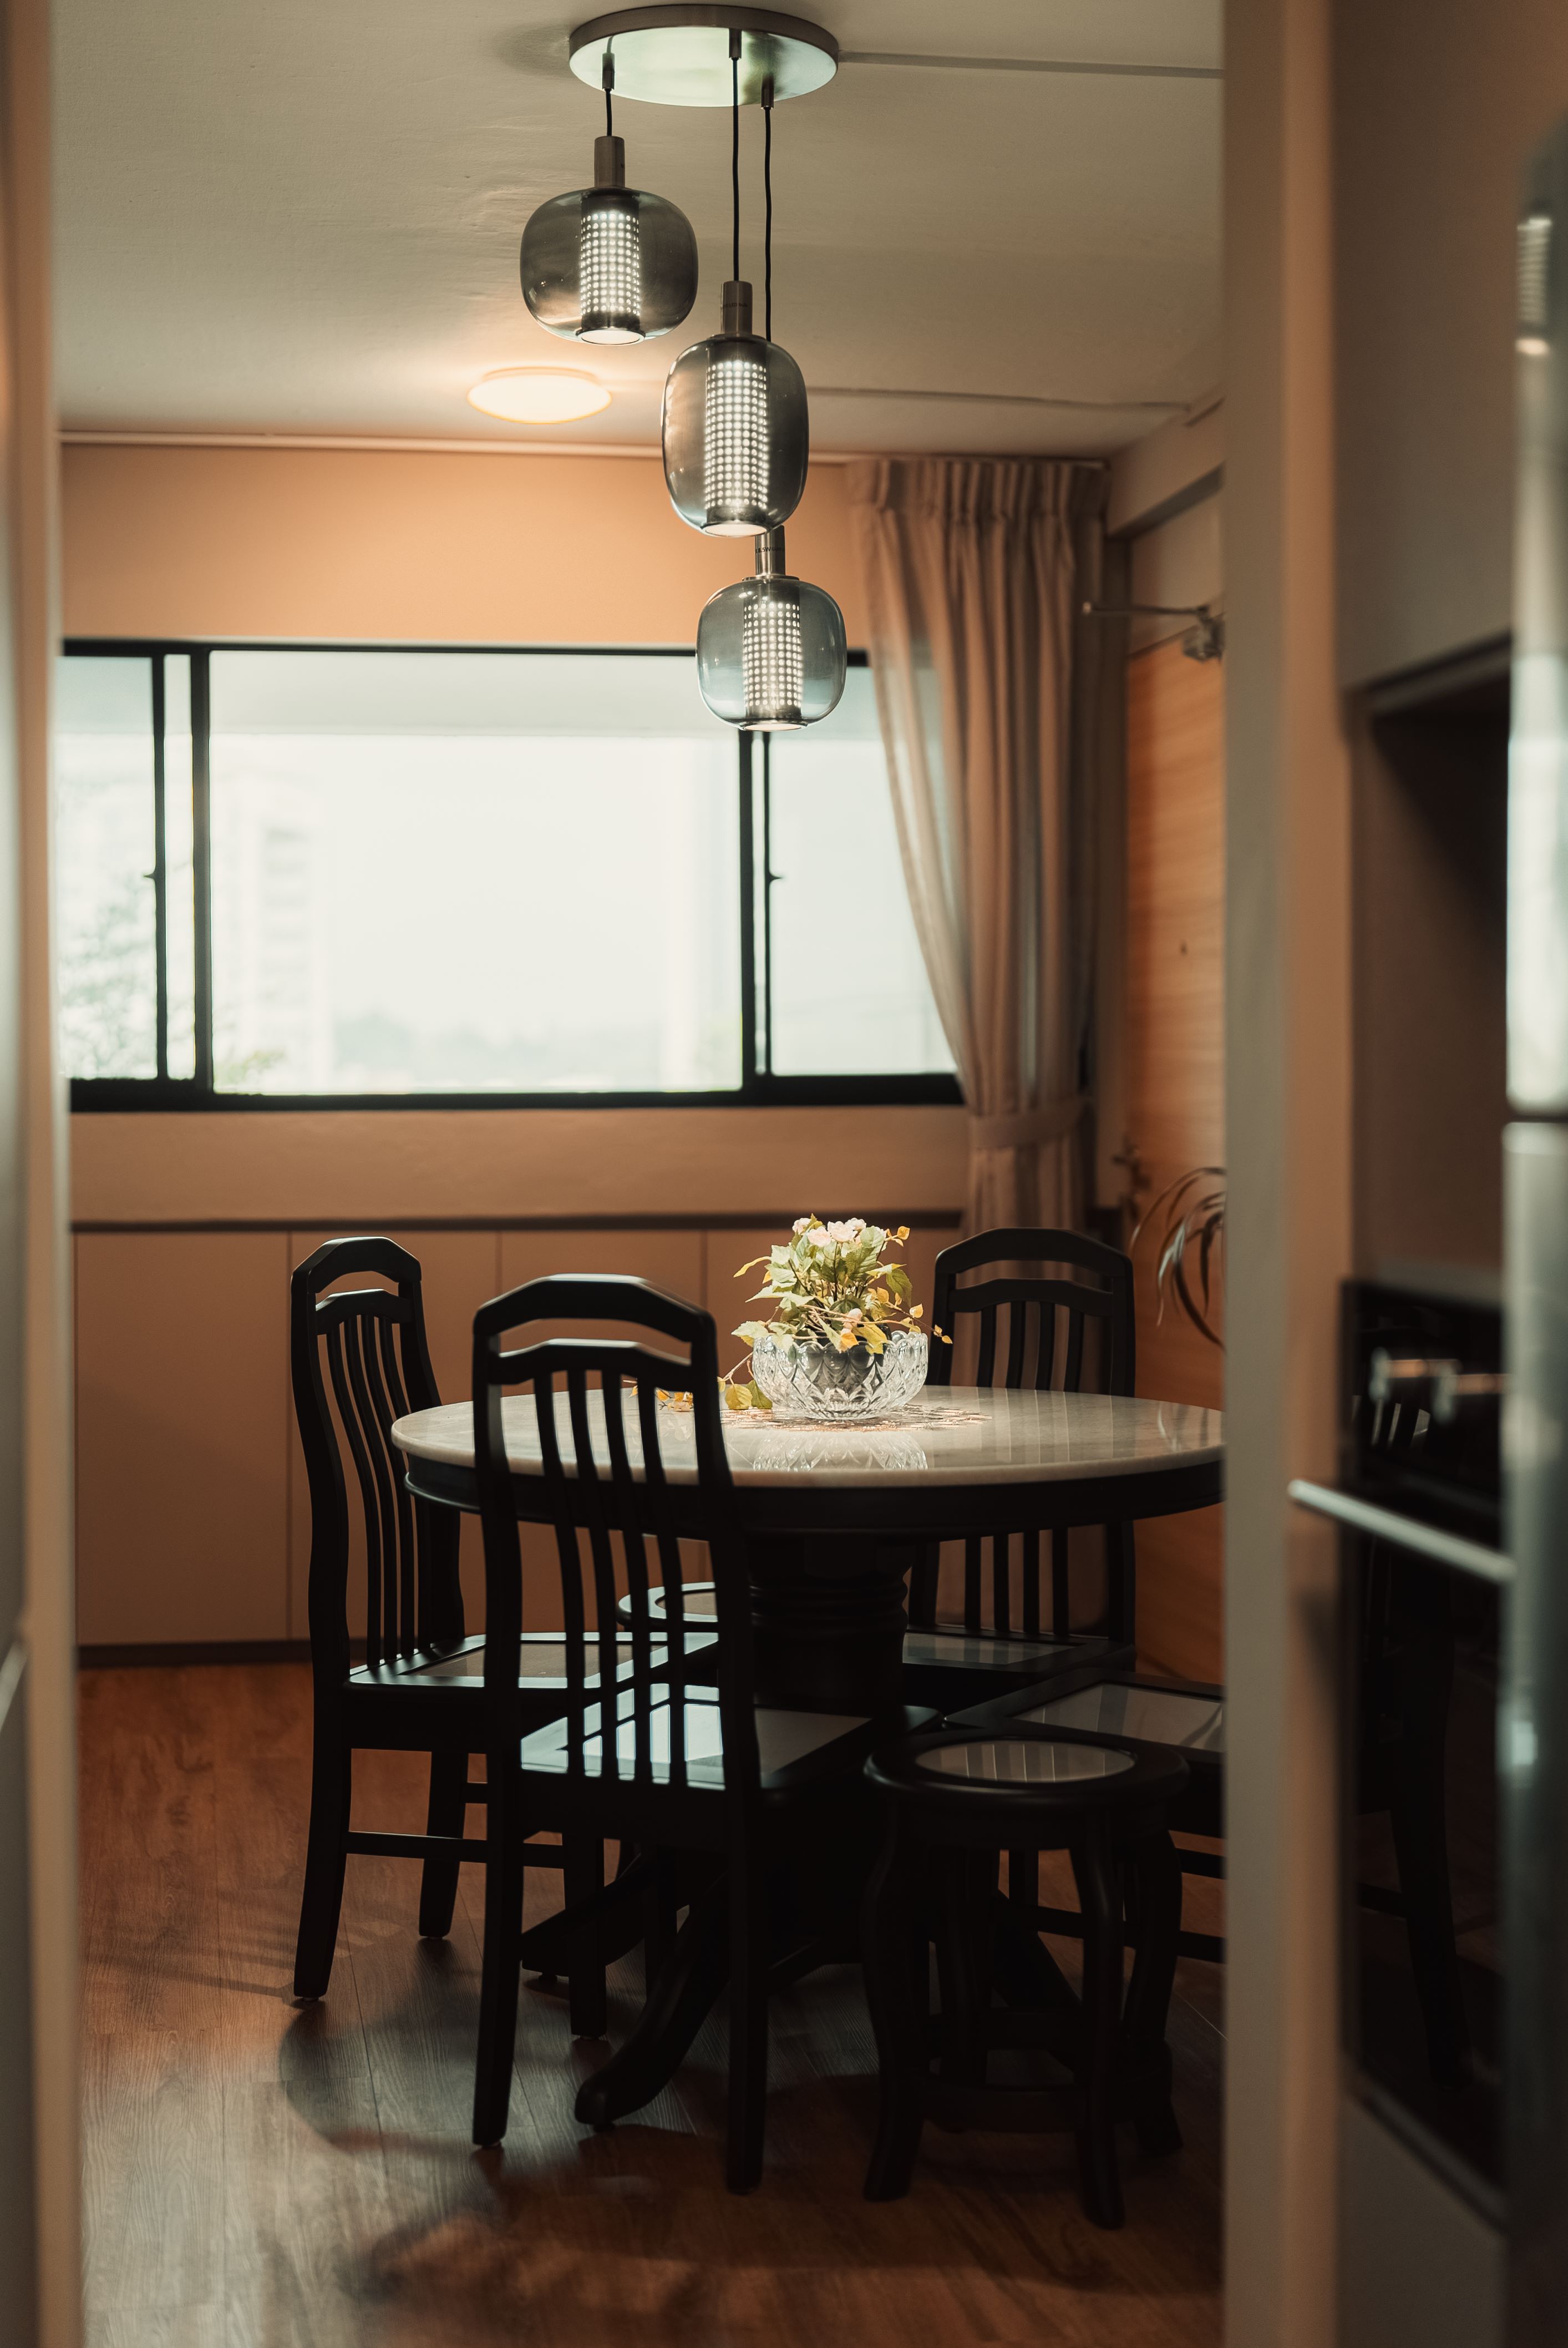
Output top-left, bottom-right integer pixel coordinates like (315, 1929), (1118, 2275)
(53, 0), (1222, 457)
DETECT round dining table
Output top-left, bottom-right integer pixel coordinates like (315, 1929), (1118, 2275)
(391, 1386), (1224, 1713)
(390, 1385), (1223, 2129)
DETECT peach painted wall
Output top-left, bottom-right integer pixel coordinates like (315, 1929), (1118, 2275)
(59, 442), (867, 646)
(70, 1105), (968, 1227)
(58, 441), (957, 1227)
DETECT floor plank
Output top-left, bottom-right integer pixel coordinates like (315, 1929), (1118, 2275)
(80, 1663), (1222, 2347)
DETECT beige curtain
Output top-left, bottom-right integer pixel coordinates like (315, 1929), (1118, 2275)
(848, 457), (1104, 1233)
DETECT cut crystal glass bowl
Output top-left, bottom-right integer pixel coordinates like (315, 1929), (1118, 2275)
(748, 1327), (928, 1421)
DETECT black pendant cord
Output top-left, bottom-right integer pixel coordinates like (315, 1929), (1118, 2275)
(730, 50), (741, 285)
(763, 79), (774, 338)
(602, 53), (613, 137)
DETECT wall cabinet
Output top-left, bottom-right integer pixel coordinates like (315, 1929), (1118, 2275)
(75, 1230), (293, 1645)
(74, 1216), (958, 1651)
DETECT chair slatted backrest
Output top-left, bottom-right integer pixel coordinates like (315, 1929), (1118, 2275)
(919, 1227), (1138, 1643)
(291, 1237), (461, 1677)
(473, 1276), (759, 1799)
(928, 1227), (1136, 1398)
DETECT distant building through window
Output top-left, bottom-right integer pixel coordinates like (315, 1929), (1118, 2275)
(56, 641), (956, 1106)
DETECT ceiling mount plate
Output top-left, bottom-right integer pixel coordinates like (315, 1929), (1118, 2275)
(569, 7), (839, 107)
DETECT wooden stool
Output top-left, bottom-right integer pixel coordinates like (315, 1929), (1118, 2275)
(860, 1726), (1191, 2227)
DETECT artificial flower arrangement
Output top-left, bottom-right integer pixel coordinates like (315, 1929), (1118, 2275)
(657, 1216), (948, 1418)
(723, 1215), (950, 1413)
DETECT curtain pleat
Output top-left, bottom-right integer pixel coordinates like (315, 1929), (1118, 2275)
(848, 457), (1104, 1233)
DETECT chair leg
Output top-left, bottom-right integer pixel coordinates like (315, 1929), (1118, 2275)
(725, 1843), (773, 2195)
(645, 1845), (681, 1985)
(293, 1740), (352, 2001)
(417, 1748), (469, 1940)
(862, 1816), (927, 2202)
(564, 1834), (608, 2041)
(472, 1773), (526, 2148)
(934, 1846), (989, 2084)
(1072, 1824), (1126, 2229)
(1124, 1830), (1184, 2157)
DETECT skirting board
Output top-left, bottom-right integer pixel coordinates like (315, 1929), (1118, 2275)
(79, 1639), (313, 1669)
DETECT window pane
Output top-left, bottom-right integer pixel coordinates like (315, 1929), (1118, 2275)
(56, 655), (158, 1079)
(163, 656), (197, 1080)
(767, 667), (953, 1075)
(207, 650), (742, 1095)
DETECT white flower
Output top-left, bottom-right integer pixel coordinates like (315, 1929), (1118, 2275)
(843, 1307), (863, 1325)
(792, 1215), (815, 1235)
(824, 1218), (864, 1244)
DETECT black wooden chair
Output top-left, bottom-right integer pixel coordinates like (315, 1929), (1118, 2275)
(860, 1723), (1191, 2226)
(901, 1227), (1139, 1712)
(941, 1330), (1458, 1975)
(950, 1668), (1227, 1962)
(291, 1236), (622, 2030)
(469, 1275), (916, 2190)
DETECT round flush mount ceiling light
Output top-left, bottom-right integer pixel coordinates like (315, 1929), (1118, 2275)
(466, 369), (612, 423)
(568, 8), (838, 108)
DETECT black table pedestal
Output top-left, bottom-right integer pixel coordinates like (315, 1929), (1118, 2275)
(747, 1535), (912, 1715)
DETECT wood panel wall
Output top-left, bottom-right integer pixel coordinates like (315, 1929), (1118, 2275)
(73, 1217), (954, 1651)
(1123, 637), (1225, 1682)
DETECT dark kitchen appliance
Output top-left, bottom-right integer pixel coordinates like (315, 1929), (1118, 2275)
(1333, 1277), (1507, 2217)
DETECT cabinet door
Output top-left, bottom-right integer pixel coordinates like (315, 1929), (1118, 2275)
(286, 1227), (500, 1639)
(498, 1228), (704, 1332)
(75, 1230), (292, 1646)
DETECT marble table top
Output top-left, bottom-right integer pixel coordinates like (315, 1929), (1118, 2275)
(390, 1386), (1223, 1491)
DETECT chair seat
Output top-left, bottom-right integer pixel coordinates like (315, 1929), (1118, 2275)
(620, 1581), (718, 1625)
(1019, 1679), (1225, 1754)
(904, 1625), (1084, 1672)
(519, 1687), (871, 1790)
(901, 1623), (1129, 1715)
(953, 1672), (1226, 1846)
(866, 1724), (1192, 1844)
(349, 1627), (717, 1693)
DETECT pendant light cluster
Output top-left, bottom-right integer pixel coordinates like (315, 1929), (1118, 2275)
(519, 58), (699, 346)
(519, 10), (846, 731)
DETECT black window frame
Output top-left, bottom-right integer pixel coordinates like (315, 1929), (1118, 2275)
(60, 637), (962, 1114)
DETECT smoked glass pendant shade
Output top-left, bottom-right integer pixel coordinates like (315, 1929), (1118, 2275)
(696, 531), (846, 730)
(520, 135), (698, 345)
(1519, 205), (1554, 355)
(662, 281), (808, 536)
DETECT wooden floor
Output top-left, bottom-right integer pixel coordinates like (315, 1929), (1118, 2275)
(79, 1664), (1223, 2348)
